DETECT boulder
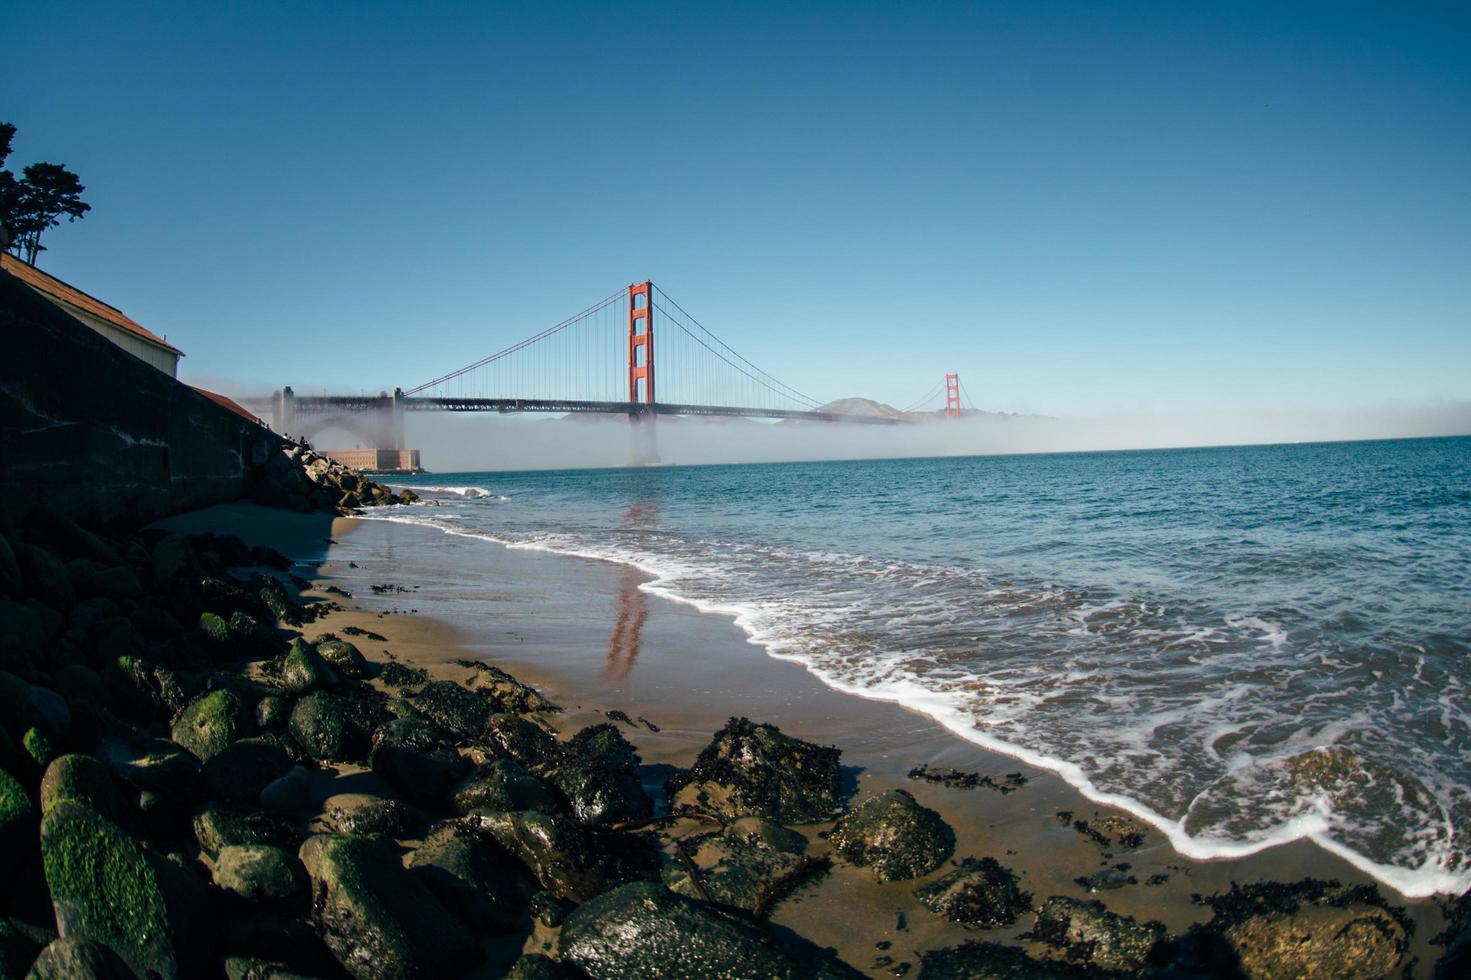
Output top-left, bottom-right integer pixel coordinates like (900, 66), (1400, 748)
(17, 686), (70, 741)
(226, 612), (280, 660)
(0, 767), (33, 878)
(1027, 896), (1166, 974)
(1193, 879), (1410, 979)
(451, 758), (562, 815)
(504, 954), (582, 980)
(484, 713), (559, 767)
(547, 724), (651, 827)
(455, 659), (560, 714)
(469, 810), (659, 903)
(98, 737), (204, 838)
(203, 737), (293, 804)
(288, 691), (371, 762)
(25, 936), (139, 980)
(0, 534), (20, 598)
(319, 793), (410, 838)
(171, 689), (253, 761)
(406, 680), (492, 740)
(298, 833), (479, 980)
(255, 696), (290, 730)
(258, 765), (309, 814)
(213, 844), (307, 903)
(663, 818), (828, 918)
(40, 801), (200, 979)
(828, 789), (953, 882)
(919, 941), (1087, 979)
(378, 662), (426, 689)
(1438, 887), (1471, 978)
(407, 819), (527, 931)
(369, 717), (471, 807)
(39, 754), (140, 837)
(558, 881), (859, 979)
(16, 544), (74, 610)
(194, 804), (299, 861)
(666, 717), (842, 823)
(314, 638), (369, 679)
(104, 656), (189, 723)
(915, 856), (1032, 928)
(278, 638), (338, 695)
(0, 919), (44, 979)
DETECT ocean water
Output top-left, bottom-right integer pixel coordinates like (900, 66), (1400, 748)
(375, 435), (1471, 897)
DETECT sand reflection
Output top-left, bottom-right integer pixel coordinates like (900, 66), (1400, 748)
(605, 501), (657, 679)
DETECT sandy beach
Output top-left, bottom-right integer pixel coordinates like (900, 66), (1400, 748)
(152, 501), (1452, 977)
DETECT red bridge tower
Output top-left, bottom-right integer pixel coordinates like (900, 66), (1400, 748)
(628, 280), (654, 407)
(945, 372), (961, 418)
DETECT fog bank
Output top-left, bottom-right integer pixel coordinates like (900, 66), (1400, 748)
(391, 401), (1471, 473)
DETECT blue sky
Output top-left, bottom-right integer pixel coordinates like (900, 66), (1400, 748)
(7, 1), (1469, 418)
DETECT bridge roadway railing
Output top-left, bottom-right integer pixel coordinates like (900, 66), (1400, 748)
(239, 394), (904, 425)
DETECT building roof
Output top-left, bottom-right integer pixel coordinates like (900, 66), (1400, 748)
(191, 386), (261, 424)
(1, 253), (184, 356)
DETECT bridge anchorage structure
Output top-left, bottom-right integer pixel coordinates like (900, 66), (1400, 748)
(246, 279), (909, 467)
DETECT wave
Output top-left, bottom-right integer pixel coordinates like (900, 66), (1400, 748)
(397, 485), (509, 501)
(355, 506), (1470, 899)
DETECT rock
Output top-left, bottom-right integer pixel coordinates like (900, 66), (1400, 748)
(0, 600), (45, 664)
(319, 793), (410, 838)
(558, 881), (859, 979)
(406, 680), (492, 740)
(25, 936), (139, 980)
(98, 737), (204, 837)
(170, 689), (253, 762)
(505, 953), (582, 980)
(1193, 879), (1410, 979)
(470, 810), (659, 903)
(23, 727), (56, 768)
(547, 724), (652, 827)
(1438, 887), (1471, 978)
(151, 534), (197, 585)
(298, 833), (479, 980)
(219, 909), (341, 978)
(919, 941), (1087, 979)
(666, 717), (843, 823)
(258, 765), (309, 814)
(455, 659), (561, 714)
(451, 758), (562, 815)
(915, 857), (1032, 928)
(485, 713), (559, 767)
(0, 919), (44, 978)
(0, 534), (21, 598)
(204, 737), (293, 804)
(664, 820), (828, 918)
(194, 804), (299, 860)
(1026, 896), (1166, 974)
(278, 638), (338, 694)
(315, 638), (369, 678)
(378, 662), (426, 689)
(288, 691), (371, 762)
(227, 612), (280, 660)
(16, 544), (74, 610)
(1075, 868), (1130, 892)
(213, 844), (307, 903)
(0, 767), (33, 878)
(369, 718), (470, 807)
(828, 789), (954, 882)
(39, 754), (140, 836)
(255, 696), (290, 729)
(17, 686), (70, 741)
(104, 656), (189, 723)
(407, 819), (526, 931)
(71, 566), (142, 603)
(40, 801), (198, 979)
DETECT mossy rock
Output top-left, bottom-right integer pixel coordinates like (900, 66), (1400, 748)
(547, 724), (651, 827)
(828, 789), (954, 882)
(151, 534), (198, 586)
(198, 612), (230, 648)
(406, 820), (526, 931)
(559, 881), (859, 979)
(450, 758), (562, 816)
(279, 639), (337, 695)
(40, 801), (180, 979)
(314, 638), (369, 679)
(469, 810), (659, 904)
(98, 737), (204, 833)
(484, 713), (559, 768)
(298, 833), (479, 979)
(915, 856), (1032, 928)
(0, 767), (34, 878)
(919, 940), (1088, 978)
(255, 696), (290, 730)
(378, 663), (427, 689)
(213, 845), (307, 904)
(39, 754), (141, 836)
(504, 953), (582, 980)
(663, 825), (829, 918)
(194, 803), (299, 861)
(1026, 896), (1166, 975)
(203, 737), (293, 805)
(319, 793), (410, 838)
(23, 727), (57, 769)
(666, 717), (843, 824)
(25, 935), (138, 979)
(368, 718), (470, 807)
(0, 918), (45, 979)
(171, 689), (253, 762)
(406, 681), (491, 741)
(287, 692), (370, 762)
(17, 687), (70, 742)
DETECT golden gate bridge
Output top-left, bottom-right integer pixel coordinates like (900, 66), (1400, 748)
(240, 281), (970, 456)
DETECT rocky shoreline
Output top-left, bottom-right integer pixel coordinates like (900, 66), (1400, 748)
(0, 450), (1466, 978)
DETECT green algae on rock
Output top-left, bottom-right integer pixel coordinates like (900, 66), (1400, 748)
(666, 717), (843, 824)
(828, 788), (954, 882)
(170, 689), (252, 762)
(915, 856), (1033, 929)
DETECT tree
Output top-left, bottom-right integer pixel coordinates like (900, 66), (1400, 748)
(0, 122), (91, 266)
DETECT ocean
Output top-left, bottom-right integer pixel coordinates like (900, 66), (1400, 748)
(374, 435), (1471, 897)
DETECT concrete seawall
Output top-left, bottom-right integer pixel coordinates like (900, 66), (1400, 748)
(0, 267), (284, 527)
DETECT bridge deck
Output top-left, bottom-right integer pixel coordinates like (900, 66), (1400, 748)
(240, 395), (904, 425)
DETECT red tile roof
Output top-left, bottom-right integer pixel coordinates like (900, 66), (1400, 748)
(1, 253), (184, 356)
(191, 386), (262, 424)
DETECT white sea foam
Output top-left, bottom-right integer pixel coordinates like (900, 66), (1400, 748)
(398, 485), (509, 500)
(355, 506), (1471, 899)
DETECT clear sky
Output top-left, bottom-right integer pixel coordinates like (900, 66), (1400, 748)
(7, 1), (1469, 419)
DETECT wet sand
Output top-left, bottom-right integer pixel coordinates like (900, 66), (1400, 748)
(155, 503), (1451, 976)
